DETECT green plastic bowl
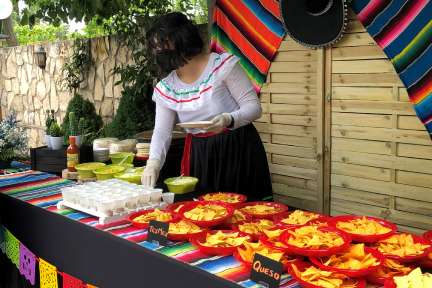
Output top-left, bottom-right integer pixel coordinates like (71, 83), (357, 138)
(75, 162), (106, 179)
(115, 163), (134, 169)
(164, 176), (199, 194)
(110, 152), (135, 164)
(115, 172), (142, 185)
(94, 165), (125, 180)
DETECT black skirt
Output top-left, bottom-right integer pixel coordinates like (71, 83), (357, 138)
(189, 124), (272, 201)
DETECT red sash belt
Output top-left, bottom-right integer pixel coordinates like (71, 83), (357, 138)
(180, 129), (228, 176)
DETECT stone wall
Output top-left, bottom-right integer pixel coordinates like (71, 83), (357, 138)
(0, 36), (133, 148)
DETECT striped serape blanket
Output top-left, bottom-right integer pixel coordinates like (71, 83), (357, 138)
(352, 0), (432, 137)
(211, 0), (432, 137)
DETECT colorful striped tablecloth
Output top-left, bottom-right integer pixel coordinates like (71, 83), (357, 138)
(0, 171), (300, 288)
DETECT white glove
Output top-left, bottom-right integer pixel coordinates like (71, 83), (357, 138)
(141, 159), (161, 188)
(205, 113), (233, 133)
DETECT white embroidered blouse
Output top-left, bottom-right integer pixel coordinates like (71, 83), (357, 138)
(149, 52), (262, 165)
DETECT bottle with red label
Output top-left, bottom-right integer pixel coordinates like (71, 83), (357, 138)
(67, 136), (80, 172)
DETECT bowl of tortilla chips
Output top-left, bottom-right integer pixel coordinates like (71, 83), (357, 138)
(274, 210), (328, 227)
(166, 201), (193, 215)
(198, 192), (247, 207)
(259, 227), (290, 253)
(167, 218), (207, 241)
(190, 230), (250, 255)
(372, 233), (430, 263)
(280, 225), (351, 257)
(179, 201), (234, 227)
(383, 267), (432, 288)
(239, 201), (288, 219)
(366, 258), (414, 285)
(232, 218), (276, 241)
(329, 215), (397, 243)
(287, 261), (366, 288)
(310, 243), (384, 278)
(129, 209), (178, 229)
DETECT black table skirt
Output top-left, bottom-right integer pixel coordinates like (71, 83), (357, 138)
(0, 193), (241, 288)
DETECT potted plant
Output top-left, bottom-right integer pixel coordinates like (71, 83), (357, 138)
(49, 122), (64, 150)
(68, 111), (81, 147)
(44, 110), (55, 149)
(0, 112), (28, 169)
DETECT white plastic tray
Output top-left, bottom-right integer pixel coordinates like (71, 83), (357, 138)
(57, 200), (166, 225)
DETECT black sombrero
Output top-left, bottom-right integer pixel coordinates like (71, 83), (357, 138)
(280, 0), (348, 48)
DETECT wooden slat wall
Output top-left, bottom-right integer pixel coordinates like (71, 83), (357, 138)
(261, 11), (432, 233)
(329, 16), (432, 234)
(259, 39), (323, 212)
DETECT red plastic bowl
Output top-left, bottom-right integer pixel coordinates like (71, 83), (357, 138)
(220, 209), (253, 228)
(167, 218), (208, 242)
(274, 211), (328, 227)
(286, 261), (366, 288)
(128, 209), (178, 229)
(373, 233), (431, 263)
(198, 192), (247, 208)
(165, 201), (195, 215)
(309, 247), (385, 278)
(179, 201), (234, 228)
(384, 279), (397, 288)
(259, 227), (290, 253)
(420, 246), (432, 269)
(280, 226), (352, 257)
(423, 230), (432, 242)
(328, 215), (397, 243)
(190, 230), (250, 256)
(238, 201), (288, 220)
(232, 218), (277, 241)
(366, 262), (415, 286)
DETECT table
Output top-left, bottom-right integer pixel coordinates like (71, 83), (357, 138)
(0, 171), (300, 288)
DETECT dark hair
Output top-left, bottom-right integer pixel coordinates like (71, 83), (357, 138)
(147, 12), (204, 62)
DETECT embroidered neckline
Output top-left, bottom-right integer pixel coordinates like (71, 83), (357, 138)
(159, 54), (234, 96)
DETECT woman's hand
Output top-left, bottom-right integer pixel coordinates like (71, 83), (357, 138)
(205, 113), (233, 133)
(141, 159), (161, 188)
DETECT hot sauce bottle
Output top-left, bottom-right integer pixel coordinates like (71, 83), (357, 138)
(67, 136), (80, 172)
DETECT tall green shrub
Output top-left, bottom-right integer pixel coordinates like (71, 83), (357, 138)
(62, 94), (103, 141)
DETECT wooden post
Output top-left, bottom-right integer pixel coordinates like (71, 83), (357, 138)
(316, 48), (326, 213)
(323, 47), (332, 215)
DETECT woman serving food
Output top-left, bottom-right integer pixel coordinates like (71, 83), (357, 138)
(141, 12), (272, 201)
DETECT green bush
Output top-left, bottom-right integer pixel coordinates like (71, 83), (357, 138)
(62, 94), (103, 141)
(104, 85), (154, 139)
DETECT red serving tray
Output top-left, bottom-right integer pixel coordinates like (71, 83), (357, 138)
(238, 201), (288, 220)
(128, 209), (179, 229)
(198, 192), (247, 208)
(309, 247), (385, 278)
(280, 226), (352, 257)
(328, 215), (397, 243)
(232, 218), (277, 241)
(189, 230), (250, 256)
(286, 261), (366, 288)
(179, 201), (234, 228)
(372, 233), (431, 263)
(274, 211), (329, 228)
